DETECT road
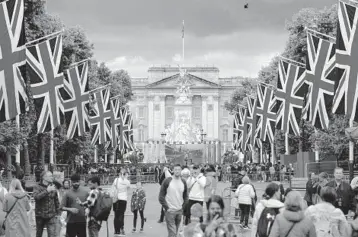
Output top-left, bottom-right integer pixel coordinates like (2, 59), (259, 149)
(32, 181), (296, 237)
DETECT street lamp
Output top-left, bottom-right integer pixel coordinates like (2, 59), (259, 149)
(184, 153), (188, 166)
(200, 129), (207, 143)
(160, 132), (166, 163)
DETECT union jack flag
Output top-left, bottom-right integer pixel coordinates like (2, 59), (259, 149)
(60, 61), (90, 139)
(302, 32), (336, 130)
(110, 96), (123, 149)
(246, 96), (259, 151)
(0, 0), (27, 122)
(88, 86), (112, 145)
(120, 106), (134, 153)
(255, 84), (276, 143)
(275, 59), (308, 136)
(332, 0), (358, 123)
(233, 106), (245, 151)
(26, 34), (64, 133)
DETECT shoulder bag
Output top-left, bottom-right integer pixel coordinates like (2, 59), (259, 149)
(2, 198), (19, 230)
(285, 223), (296, 237)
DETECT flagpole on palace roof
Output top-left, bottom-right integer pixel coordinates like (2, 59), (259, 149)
(182, 20), (185, 62)
(25, 29), (64, 46)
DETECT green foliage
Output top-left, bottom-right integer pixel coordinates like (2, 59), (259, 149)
(257, 56), (280, 86)
(224, 78), (258, 113)
(310, 115), (350, 160)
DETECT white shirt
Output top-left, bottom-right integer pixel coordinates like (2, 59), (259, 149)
(165, 178), (184, 211)
(113, 177), (130, 201)
(187, 174), (206, 201)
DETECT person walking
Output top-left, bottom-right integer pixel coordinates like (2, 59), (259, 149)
(326, 167), (355, 216)
(3, 179), (31, 237)
(131, 181), (146, 233)
(235, 176), (255, 230)
(61, 174), (89, 237)
(110, 168), (131, 235)
(159, 164), (188, 237)
(158, 166), (172, 223)
(186, 165), (206, 224)
(204, 165), (218, 205)
(269, 191), (316, 237)
(33, 171), (60, 237)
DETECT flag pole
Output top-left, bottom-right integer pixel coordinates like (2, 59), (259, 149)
(182, 20), (185, 62)
(15, 115), (20, 166)
(25, 29), (64, 46)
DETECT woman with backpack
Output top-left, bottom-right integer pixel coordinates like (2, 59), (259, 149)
(3, 179), (31, 237)
(305, 186), (350, 237)
(269, 191), (316, 237)
(235, 176), (255, 230)
(131, 181), (146, 233)
(251, 182), (284, 237)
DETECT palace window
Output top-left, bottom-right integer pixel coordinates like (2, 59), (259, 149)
(166, 107), (174, 119)
(222, 129), (228, 141)
(222, 108), (229, 118)
(207, 104), (213, 111)
(154, 104), (160, 111)
(193, 107), (201, 119)
(138, 128), (145, 141)
(138, 106), (145, 118)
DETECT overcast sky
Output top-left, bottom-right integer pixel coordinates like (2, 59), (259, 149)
(47, 0), (336, 78)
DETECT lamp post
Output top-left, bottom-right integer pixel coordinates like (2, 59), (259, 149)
(200, 129), (207, 163)
(160, 132), (166, 163)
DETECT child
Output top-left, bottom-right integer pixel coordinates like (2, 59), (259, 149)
(131, 181), (146, 233)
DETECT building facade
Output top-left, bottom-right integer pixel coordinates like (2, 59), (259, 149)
(129, 65), (243, 163)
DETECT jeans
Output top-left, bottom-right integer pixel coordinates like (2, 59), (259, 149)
(239, 204), (251, 226)
(165, 209), (182, 237)
(185, 199), (203, 225)
(88, 219), (101, 237)
(113, 200), (127, 233)
(35, 216), (57, 237)
(66, 222), (87, 237)
(133, 209), (145, 229)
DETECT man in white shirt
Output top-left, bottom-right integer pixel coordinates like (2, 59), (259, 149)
(111, 168), (131, 236)
(185, 165), (206, 224)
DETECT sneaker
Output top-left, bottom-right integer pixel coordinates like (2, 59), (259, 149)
(157, 220), (163, 223)
(243, 226), (250, 230)
(140, 228), (144, 232)
(120, 230), (126, 235)
(132, 228), (136, 233)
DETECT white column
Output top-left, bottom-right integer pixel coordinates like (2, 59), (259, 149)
(160, 96), (166, 134)
(148, 97), (154, 139)
(213, 96), (219, 138)
(285, 133), (290, 155)
(202, 96), (207, 132)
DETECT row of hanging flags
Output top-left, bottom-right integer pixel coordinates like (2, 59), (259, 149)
(0, 0), (134, 153)
(233, 0), (358, 152)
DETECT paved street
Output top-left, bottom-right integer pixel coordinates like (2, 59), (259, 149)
(31, 181), (298, 237)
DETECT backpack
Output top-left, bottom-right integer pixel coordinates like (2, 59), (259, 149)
(256, 207), (280, 237)
(91, 191), (113, 221)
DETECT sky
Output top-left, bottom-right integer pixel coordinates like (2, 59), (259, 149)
(47, 0), (337, 78)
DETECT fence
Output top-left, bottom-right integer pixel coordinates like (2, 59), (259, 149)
(221, 172), (292, 184)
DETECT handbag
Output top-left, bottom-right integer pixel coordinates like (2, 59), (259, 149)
(110, 178), (119, 203)
(2, 198), (18, 230)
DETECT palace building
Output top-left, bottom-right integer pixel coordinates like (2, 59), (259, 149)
(129, 65), (244, 164)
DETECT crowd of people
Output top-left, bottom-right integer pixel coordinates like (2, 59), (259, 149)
(0, 163), (357, 236)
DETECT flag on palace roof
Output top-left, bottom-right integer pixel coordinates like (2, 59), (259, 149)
(0, 0), (27, 122)
(275, 59), (308, 136)
(110, 96), (123, 149)
(302, 32), (336, 130)
(332, 0), (358, 123)
(88, 86), (112, 145)
(60, 60), (91, 139)
(255, 84), (276, 143)
(233, 106), (245, 151)
(26, 34), (64, 133)
(120, 105), (135, 153)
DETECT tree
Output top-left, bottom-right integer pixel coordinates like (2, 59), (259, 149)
(257, 56), (280, 86)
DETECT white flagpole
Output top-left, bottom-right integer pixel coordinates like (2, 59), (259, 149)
(15, 115), (20, 164)
(182, 20), (185, 62)
(285, 133), (290, 155)
(50, 130), (54, 164)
